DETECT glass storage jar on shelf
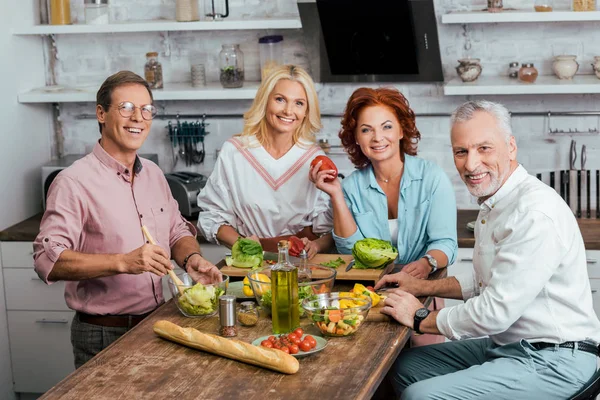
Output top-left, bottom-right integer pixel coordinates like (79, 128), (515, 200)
(219, 44), (244, 88)
(144, 52), (163, 89)
(50, 0), (71, 25)
(487, 0), (503, 12)
(572, 0), (595, 10)
(518, 63), (539, 83)
(534, 0), (553, 11)
(84, 0), (110, 25)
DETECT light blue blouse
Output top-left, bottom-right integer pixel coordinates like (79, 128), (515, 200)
(333, 155), (458, 265)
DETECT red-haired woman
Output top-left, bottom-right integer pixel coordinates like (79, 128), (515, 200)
(310, 87), (457, 346)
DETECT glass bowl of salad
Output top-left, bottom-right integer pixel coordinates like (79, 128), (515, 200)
(246, 265), (336, 317)
(168, 272), (229, 317)
(301, 292), (372, 337)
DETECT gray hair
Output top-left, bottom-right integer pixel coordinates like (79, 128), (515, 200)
(450, 100), (513, 143)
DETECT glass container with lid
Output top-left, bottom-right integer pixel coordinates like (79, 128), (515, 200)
(259, 35), (284, 81)
(508, 62), (519, 78)
(144, 52), (164, 89)
(572, 0), (595, 11)
(219, 44), (244, 88)
(176, 0), (199, 22)
(50, 0), (71, 25)
(84, 0), (109, 25)
(237, 301), (260, 327)
(534, 0), (553, 11)
(518, 63), (539, 83)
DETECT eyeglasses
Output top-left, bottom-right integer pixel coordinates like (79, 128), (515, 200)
(110, 102), (157, 120)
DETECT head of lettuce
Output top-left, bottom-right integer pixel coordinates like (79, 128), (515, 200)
(225, 238), (264, 269)
(178, 283), (224, 316)
(352, 238), (398, 269)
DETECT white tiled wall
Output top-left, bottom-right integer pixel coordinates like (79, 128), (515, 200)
(41, 0), (600, 209)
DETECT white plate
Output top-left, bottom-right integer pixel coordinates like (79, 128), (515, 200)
(251, 334), (327, 358)
(466, 221), (476, 232)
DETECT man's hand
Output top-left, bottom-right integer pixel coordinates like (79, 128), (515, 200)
(186, 254), (222, 284)
(121, 244), (173, 276)
(380, 289), (423, 328)
(402, 258), (431, 279)
(374, 271), (425, 297)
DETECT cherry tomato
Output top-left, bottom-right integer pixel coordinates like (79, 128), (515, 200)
(261, 340), (273, 348)
(272, 341), (282, 349)
(289, 344), (299, 354)
(310, 156), (338, 182)
(288, 333), (298, 341)
(305, 335), (317, 349)
(366, 286), (375, 292)
(293, 328), (304, 337)
(291, 336), (301, 345)
(299, 340), (312, 352)
(268, 336), (276, 342)
(280, 346), (290, 354)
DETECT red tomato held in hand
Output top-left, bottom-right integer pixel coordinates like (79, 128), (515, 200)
(288, 236), (305, 257)
(310, 156), (338, 182)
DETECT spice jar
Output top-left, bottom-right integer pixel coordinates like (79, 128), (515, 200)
(50, 0), (71, 25)
(259, 35), (284, 81)
(518, 63), (539, 83)
(84, 0), (109, 25)
(508, 62), (519, 79)
(237, 301), (259, 327)
(534, 0), (553, 11)
(219, 44), (244, 88)
(176, 0), (199, 22)
(487, 0), (503, 12)
(573, 0), (595, 11)
(144, 52), (163, 89)
(219, 295), (237, 337)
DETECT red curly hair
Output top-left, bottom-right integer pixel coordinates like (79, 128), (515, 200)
(339, 87), (420, 169)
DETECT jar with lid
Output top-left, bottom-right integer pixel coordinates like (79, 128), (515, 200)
(572, 0), (595, 11)
(219, 44), (244, 88)
(518, 63), (539, 83)
(50, 0), (71, 25)
(237, 301), (259, 327)
(487, 0), (503, 12)
(259, 35), (284, 81)
(219, 295), (237, 337)
(176, 0), (199, 22)
(508, 62), (519, 78)
(592, 56), (600, 79)
(534, 0), (553, 11)
(144, 52), (163, 89)
(84, 0), (110, 25)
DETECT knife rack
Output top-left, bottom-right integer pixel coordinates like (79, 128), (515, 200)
(166, 115), (210, 168)
(535, 170), (600, 219)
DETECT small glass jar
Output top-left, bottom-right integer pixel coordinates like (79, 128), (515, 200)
(50, 0), (71, 25)
(237, 301), (259, 327)
(176, 0), (199, 22)
(572, 0), (595, 11)
(518, 63), (539, 83)
(534, 0), (553, 11)
(259, 35), (284, 81)
(84, 0), (109, 25)
(219, 44), (244, 89)
(144, 52), (163, 89)
(487, 0), (503, 12)
(508, 62), (519, 78)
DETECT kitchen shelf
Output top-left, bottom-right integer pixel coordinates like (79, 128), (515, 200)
(12, 18), (302, 35)
(18, 82), (262, 103)
(444, 75), (600, 95)
(442, 10), (600, 24)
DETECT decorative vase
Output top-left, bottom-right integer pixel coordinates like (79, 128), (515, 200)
(592, 56), (600, 79)
(552, 55), (579, 80)
(456, 58), (482, 82)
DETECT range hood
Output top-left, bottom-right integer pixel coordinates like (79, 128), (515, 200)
(297, 0), (443, 83)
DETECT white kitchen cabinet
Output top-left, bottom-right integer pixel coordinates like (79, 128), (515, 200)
(586, 250), (600, 279)
(7, 310), (75, 393)
(4, 268), (68, 311)
(0, 241), (34, 268)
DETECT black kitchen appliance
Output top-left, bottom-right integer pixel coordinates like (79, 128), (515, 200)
(164, 172), (208, 218)
(298, 0), (443, 83)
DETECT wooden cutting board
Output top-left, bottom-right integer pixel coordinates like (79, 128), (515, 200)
(218, 254), (386, 283)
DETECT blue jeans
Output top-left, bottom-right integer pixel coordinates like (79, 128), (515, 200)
(391, 338), (597, 400)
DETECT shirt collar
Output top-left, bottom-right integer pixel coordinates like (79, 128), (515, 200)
(366, 154), (422, 192)
(93, 141), (143, 179)
(479, 164), (528, 210)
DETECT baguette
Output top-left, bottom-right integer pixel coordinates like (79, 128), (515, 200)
(153, 320), (299, 374)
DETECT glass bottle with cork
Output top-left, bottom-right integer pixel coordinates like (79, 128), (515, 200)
(271, 240), (299, 334)
(144, 52), (163, 89)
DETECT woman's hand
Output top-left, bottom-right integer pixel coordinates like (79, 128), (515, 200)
(300, 237), (319, 259)
(402, 259), (431, 280)
(309, 161), (342, 197)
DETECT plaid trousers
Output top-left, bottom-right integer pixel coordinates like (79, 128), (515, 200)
(70, 313), (128, 369)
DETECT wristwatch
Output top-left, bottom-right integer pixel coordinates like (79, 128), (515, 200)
(413, 307), (431, 334)
(423, 254), (438, 274)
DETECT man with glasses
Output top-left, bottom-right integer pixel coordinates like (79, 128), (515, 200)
(33, 71), (222, 368)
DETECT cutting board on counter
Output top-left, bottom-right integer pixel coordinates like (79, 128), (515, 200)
(219, 254), (385, 283)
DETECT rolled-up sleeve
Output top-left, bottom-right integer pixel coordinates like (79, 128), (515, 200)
(196, 154), (236, 244)
(33, 176), (85, 284)
(425, 169), (458, 265)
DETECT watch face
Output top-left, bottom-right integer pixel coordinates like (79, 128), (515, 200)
(415, 308), (429, 318)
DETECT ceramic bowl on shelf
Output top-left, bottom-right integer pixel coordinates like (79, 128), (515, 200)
(552, 55), (579, 80)
(456, 58), (482, 82)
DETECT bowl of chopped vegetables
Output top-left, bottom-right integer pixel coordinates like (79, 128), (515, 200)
(301, 292), (371, 337)
(168, 272), (229, 317)
(246, 265), (336, 317)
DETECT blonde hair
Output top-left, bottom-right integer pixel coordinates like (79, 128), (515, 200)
(239, 65), (322, 147)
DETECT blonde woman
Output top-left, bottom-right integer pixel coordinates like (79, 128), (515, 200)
(197, 65), (333, 257)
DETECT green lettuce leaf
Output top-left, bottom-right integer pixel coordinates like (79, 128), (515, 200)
(351, 238), (398, 269)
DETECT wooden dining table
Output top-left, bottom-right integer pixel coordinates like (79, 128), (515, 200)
(39, 267), (446, 400)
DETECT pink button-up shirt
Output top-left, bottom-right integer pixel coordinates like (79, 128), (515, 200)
(33, 143), (196, 315)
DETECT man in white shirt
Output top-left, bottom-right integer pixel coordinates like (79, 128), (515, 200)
(375, 100), (600, 399)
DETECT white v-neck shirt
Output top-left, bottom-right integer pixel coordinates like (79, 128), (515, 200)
(197, 135), (333, 243)
(388, 219), (399, 248)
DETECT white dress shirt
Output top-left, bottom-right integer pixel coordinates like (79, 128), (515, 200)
(196, 135), (333, 243)
(437, 165), (600, 345)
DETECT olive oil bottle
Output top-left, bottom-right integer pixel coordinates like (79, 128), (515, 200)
(271, 240), (299, 334)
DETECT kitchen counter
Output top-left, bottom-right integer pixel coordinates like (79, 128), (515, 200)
(2, 210), (600, 250)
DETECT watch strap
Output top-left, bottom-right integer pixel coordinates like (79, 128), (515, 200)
(182, 252), (202, 271)
(414, 307), (430, 334)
